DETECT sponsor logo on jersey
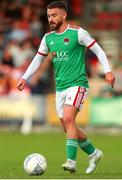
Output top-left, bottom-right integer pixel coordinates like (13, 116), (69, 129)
(52, 51), (68, 61)
(64, 38), (70, 45)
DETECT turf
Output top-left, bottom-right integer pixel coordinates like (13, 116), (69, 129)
(0, 131), (122, 179)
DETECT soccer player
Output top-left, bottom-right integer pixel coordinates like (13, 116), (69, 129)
(17, 1), (115, 174)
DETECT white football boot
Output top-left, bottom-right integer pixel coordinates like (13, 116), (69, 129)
(62, 159), (76, 173)
(86, 149), (103, 174)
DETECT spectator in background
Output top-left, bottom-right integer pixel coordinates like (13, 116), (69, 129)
(8, 39), (35, 67)
(0, 49), (14, 95)
(71, 0), (83, 18)
(9, 21), (31, 42)
(30, 13), (43, 37)
(0, 71), (11, 95)
(5, 1), (22, 20)
(1, 49), (15, 67)
(0, 34), (5, 61)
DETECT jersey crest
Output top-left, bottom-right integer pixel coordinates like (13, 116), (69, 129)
(64, 38), (70, 45)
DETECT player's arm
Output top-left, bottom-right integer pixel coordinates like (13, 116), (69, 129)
(89, 43), (115, 87)
(17, 35), (49, 91)
(78, 28), (115, 88)
(33, 52), (52, 79)
(17, 53), (52, 91)
(29, 53), (52, 86)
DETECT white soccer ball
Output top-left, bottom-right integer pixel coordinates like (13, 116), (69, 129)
(23, 153), (47, 175)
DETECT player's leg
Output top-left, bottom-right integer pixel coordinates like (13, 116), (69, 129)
(75, 91), (103, 174)
(60, 86), (103, 174)
(61, 86), (85, 172)
(77, 127), (96, 156)
(76, 127), (103, 174)
(60, 117), (96, 156)
(63, 87), (94, 154)
(56, 90), (77, 172)
(60, 118), (103, 174)
(62, 104), (78, 173)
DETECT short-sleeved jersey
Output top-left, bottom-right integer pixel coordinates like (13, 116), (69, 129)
(38, 25), (96, 91)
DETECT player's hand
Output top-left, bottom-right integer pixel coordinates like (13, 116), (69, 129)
(105, 72), (115, 88)
(16, 79), (26, 91)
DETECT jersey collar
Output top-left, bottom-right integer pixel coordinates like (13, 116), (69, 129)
(55, 24), (69, 35)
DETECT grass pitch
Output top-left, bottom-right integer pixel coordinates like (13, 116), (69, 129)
(0, 131), (122, 179)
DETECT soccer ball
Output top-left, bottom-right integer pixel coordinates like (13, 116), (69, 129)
(23, 153), (47, 175)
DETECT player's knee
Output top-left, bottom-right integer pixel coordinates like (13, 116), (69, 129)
(63, 116), (74, 131)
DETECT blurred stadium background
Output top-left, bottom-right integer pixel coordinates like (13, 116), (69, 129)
(0, 0), (121, 133)
(0, 0), (122, 178)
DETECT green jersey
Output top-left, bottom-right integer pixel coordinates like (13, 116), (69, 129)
(38, 25), (96, 91)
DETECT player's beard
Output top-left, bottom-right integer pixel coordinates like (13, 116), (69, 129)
(49, 20), (63, 31)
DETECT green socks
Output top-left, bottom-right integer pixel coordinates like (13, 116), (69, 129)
(66, 139), (78, 160)
(66, 139), (95, 160)
(78, 139), (95, 155)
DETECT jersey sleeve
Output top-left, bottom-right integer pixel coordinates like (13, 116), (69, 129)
(38, 35), (49, 56)
(78, 28), (96, 48)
